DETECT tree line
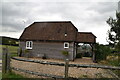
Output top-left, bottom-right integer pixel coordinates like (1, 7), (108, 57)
(0, 36), (19, 46)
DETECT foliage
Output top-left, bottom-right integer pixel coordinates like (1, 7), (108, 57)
(107, 53), (120, 66)
(10, 53), (18, 57)
(94, 43), (111, 61)
(0, 45), (19, 57)
(24, 49), (30, 58)
(42, 54), (47, 59)
(106, 12), (120, 51)
(76, 53), (83, 58)
(0, 45), (19, 58)
(19, 48), (22, 57)
(99, 53), (120, 77)
(108, 56), (120, 77)
(24, 49), (29, 53)
(62, 51), (69, 56)
(81, 75), (88, 78)
(0, 36), (19, 46)
(83, 52), (92, 57)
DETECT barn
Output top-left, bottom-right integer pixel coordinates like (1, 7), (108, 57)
(19, 21), (96, 61)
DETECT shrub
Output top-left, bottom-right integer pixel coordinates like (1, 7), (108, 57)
(42, 54), (47, 59)
(94, 43), (111, 62)
(62, 51), (69, 56)
(83, 52), (91, 57)
(76, 53), (83, 58)
(24, 49), (30, 58)
(24, 49), (29, 53)
(19, 48), (22, 57)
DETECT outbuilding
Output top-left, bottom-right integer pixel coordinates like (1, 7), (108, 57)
(19, 21), (96, 61)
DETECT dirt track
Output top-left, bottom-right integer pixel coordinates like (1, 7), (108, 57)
(11, 57), (115, 78)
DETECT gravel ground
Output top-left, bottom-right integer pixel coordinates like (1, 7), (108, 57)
(11, 57), (114, 78)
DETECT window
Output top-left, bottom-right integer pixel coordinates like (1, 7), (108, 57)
(65, 33), (67, 37)
(64, 42), (69, 48)
(26, 41), (33, 49)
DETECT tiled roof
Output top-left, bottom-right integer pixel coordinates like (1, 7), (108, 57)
(77, 32), (96, 43)
(20, 21), (96, 43)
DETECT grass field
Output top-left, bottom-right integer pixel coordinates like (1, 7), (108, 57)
(0, 45), (19, 58)
(0, 45), (24, 79)
(99, 53), (120, 77)
(2, 72), (24, 78)
(0, 72), (2, 79)
(0, 45), (19, 53)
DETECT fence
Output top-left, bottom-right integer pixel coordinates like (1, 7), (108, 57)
(2, 48), (120, 79)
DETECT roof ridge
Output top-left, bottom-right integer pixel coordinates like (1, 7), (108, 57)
(78, 32), (92, 33)
(34, 21), (71, 23)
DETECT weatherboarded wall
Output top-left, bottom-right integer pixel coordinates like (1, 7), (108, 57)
(20, 41), (75, 60)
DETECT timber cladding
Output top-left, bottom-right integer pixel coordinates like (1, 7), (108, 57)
(20, 41), (75, 60)
(19, 21), (96, 60)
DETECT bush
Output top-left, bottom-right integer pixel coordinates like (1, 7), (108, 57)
(19, 48), (22, 57)
(83, 52), (92, 57)
(62, 51), (69, 56)
(95, 43), (111, 62)
(42, 54), (47, 59)
(76, 53), (83, 58)
(24, 49), (29, 53)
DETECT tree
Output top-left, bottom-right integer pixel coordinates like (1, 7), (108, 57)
(94, 43), (111, 62)
(106, 12), (120, 51)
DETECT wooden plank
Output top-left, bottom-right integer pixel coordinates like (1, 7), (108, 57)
(6, 51), (11, 73)
(11, 57), (65, 66)
(2, 48), (7, 73)
(11, 57), (120, 70)
(11, 67), (64, 79)
(68, 64), (120, 70)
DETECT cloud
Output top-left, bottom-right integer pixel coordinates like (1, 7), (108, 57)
(1, 1), (118, 44)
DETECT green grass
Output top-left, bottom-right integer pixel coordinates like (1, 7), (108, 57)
(0, 45), (19, 53)
(99, 53), (120, 77)
(2, 72), (24, 78)
(0, 72), (2, 79)
(0, 45), (19, 57)
(79, 74), (88, 78)
(107, 53), (120, 77)
(107, 53), (120, 66)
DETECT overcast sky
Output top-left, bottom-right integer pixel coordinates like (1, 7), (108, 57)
(1, 0), (120, 44)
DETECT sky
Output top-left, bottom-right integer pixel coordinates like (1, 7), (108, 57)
(0, 0), (120, 44)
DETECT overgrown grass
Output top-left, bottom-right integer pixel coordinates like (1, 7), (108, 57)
(107, 53), (120, 66)
(2, 72), (24, 78)
(99, 53), (120, 77)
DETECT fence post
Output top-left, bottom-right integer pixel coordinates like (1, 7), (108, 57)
(7, 50), (11, 73)
(2, 47), (11, 74)
(17, 48), (20, 57)
(2, 48), (7, 74)
(64, 59), (69, 79)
